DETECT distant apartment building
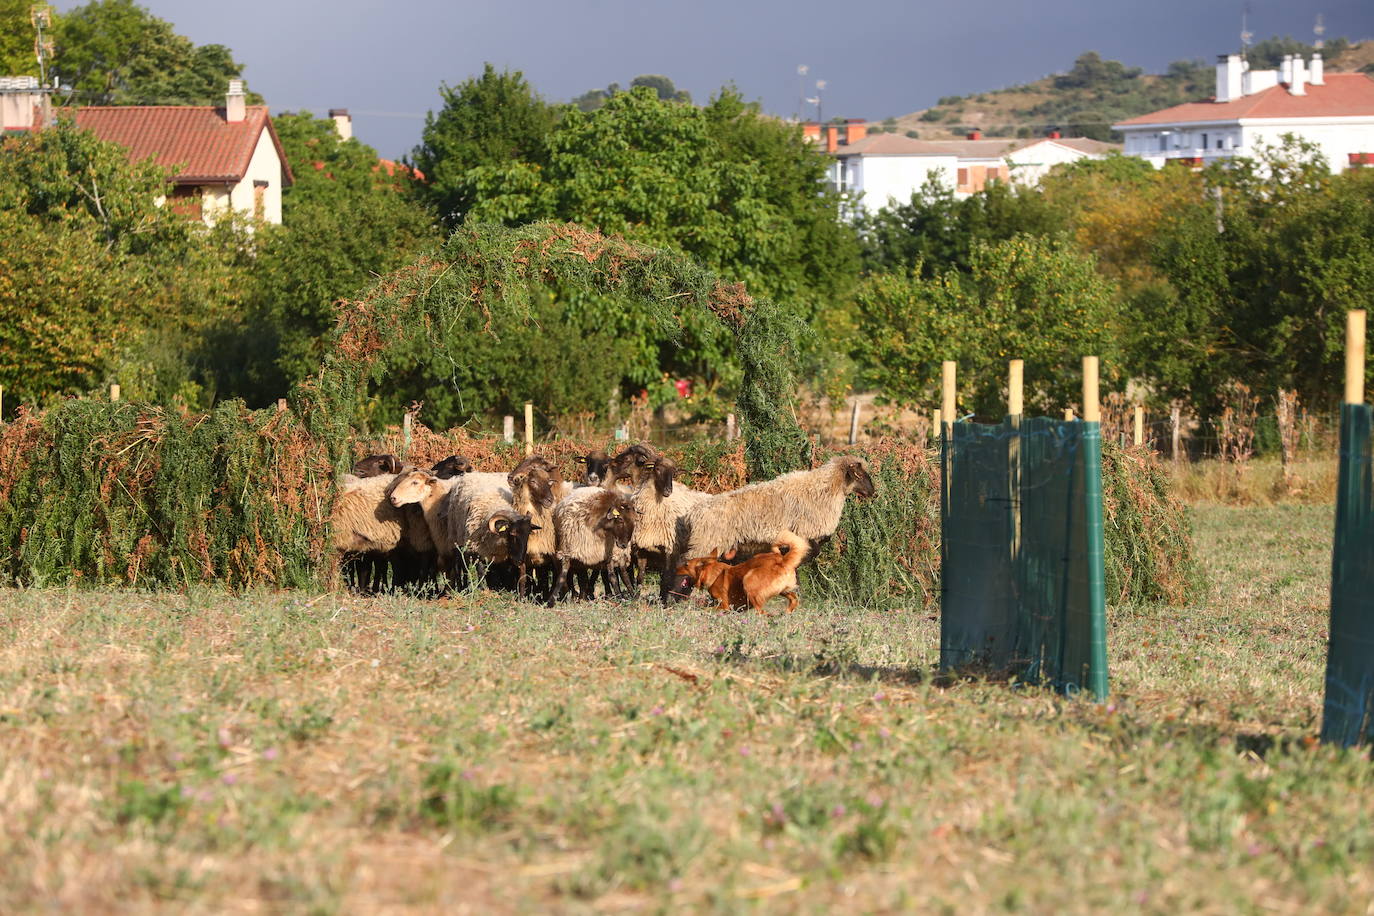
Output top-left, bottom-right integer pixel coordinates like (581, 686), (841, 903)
(1113, 53), (1374, 171)
(1, 78), (293, 224)
(809, 121), (1117, 216)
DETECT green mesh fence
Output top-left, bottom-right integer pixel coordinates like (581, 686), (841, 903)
(1320, 403), (1374, 746)
(940, 416), (1109, 698)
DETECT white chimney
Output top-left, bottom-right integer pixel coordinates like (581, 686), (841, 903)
(1281, 55), (1293, 86)
(329, 108), (352, 141)
(1310, 53), (1324, 86)
(225, 79), (246, 122)
(1290, 55), (1307, 96)
(1215, 54), (1243, 102)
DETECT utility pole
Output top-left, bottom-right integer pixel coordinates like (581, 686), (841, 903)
(31, 5), (53, 86)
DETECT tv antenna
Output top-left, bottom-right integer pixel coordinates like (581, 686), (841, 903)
(1239, 2), (1253, 55)
(31, 4), (53, 86)
(797, 64), (808, 121)
(1313, 13), (1325, 50)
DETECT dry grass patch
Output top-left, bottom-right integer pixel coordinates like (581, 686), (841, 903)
(2, 503), (1370, 912)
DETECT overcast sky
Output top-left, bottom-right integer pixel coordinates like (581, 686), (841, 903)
(60, 0), (1374, 159)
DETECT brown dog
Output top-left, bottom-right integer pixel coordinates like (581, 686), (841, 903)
(675, 532), (808, 614)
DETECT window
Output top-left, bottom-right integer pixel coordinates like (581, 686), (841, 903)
(1159, 133), (1169, 152)
(253, 180), (268, 220)
(1217, 137), (1224, 149)
(1201, 133), (1208, 149)
(957, 167), (969, 187)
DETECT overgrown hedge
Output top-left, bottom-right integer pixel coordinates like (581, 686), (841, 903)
(0, 221), (1200, 606)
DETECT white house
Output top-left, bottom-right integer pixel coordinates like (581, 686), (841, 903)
(1005, 136), (1120, 186)
(1113, 53), (1374, 171)
(813, 122), (1117, 216)
(69, 81), (293, 225)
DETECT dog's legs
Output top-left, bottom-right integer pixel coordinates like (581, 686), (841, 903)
(783, 589), (798, 614)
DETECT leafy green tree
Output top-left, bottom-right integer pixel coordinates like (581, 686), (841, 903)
(204, 113), (440, 404)
(53, 0), (254, 105)
(630, 74), (690, 103)
(850, 235), (1120, 417)
(859, 176), (1064, 277)
(0, 0), (41, 76)
(0, 122), (248, 406)
(1149, 138), (1374, 409)
(1053, 52), (1142, 90)
(410, 64), (558, 226)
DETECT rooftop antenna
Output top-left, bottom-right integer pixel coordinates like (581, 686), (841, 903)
(1313, 13), (1325, 50)
(31, 4), (53, 86)
(814, 79), (827, 125)
(797, 64), (809, 121)
(1239, 2), (1253, 57)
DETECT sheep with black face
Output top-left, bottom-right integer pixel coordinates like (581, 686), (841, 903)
(548, 488), (640, 604)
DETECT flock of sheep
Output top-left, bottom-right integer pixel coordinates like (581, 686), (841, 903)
(331, 444), (876, 610)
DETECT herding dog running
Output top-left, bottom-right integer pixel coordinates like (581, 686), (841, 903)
(675, 531), (809, 614)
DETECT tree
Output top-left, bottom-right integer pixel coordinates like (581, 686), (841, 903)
(0, 122), (249, 406)
(850, 236), (1120, 417)
(203, 113), (441, 405)
(53, 0), (254, 105)
(0, 0), (41, 76)
(630, 74), (690, 103)
(410, 64), (558, 226)
(859, 176), (1064, 277)
(1053, 52), (1142, 91)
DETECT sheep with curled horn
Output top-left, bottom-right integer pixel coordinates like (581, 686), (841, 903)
(613, 451), (712, 601)
(668, 456), (877, 600)
(548, 488), (640, 605)
(352, 453), (405, 478)
(444, 474), (540, 589)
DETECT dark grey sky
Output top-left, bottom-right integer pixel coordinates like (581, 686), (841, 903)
(61, 0), (1374, 158)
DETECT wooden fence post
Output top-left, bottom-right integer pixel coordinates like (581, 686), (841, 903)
(1008, 360), (1024, 416)
(1063, 408), (1074, 421)
(1170, 406), (1181, 462)
(1133, 405), (1144, 447)
(941, 361), (956, 434)
(109, 384), (120, 403)
(1348, 310), (1367, 405)
(931, 409), (941, 439)
(503, 416), (514, 444)
(726, 413), (736, 441)
(402, 412), (413, 456)
(1082, 357), (1100, 423)
(524, 402), (534, 456)
(848, 399), (861, 445)
(276, 398), (287, 412)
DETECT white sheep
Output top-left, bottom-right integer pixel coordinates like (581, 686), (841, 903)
(670, 457), (877, 598)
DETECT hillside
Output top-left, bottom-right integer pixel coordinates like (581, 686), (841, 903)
(869, 38), (1372, 142)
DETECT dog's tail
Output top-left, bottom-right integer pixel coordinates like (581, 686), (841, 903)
(773, 531), (809, 573)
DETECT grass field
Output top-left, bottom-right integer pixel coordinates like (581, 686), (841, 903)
(2, 503), (1368, 913)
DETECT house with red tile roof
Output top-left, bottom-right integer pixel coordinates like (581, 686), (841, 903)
(69, 81), (293, 224)
(1113, 53), (1374, 171)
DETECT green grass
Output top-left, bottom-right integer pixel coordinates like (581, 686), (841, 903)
(1, 503), (1366, 912)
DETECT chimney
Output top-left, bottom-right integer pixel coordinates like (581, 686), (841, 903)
(802, 122), (821, 142)
(845, 118), (867, 144)
(1047, 128), (1062, 139)
(225, 79), (246, 122)
(329, 108), (352, 141)
(966, 129), (982, 140)
(825, 125), (839, 153)
(1309, 53), (1324, 86)
(1280, 55), (1293, 86)
(1290, 55), (1306, 96)
(1215, 53), (1242, 102)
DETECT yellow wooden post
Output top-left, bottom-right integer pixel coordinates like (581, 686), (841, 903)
(1082, 357), (1100, 422)
(524, 402), (534, 456)
(1348, 310), (1367, 405)
(109, 384), (120, 403)
(1133, 405), (1144, 446)
(941, 361), (956, 432)
(1008, 359), (1024, 416)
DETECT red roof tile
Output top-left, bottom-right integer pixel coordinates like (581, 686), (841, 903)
(1115, 73), (1374, 126)
(72, 105), (293, 186)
